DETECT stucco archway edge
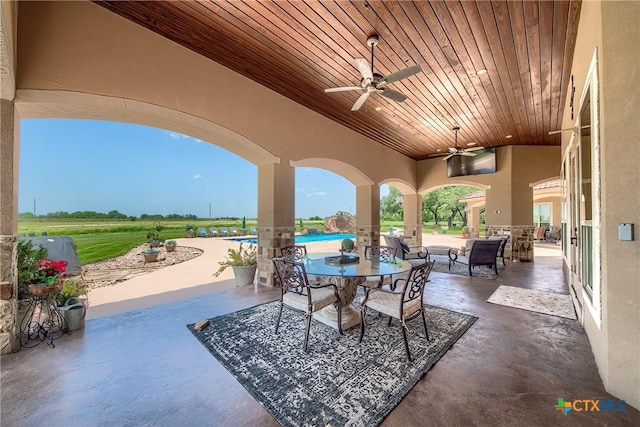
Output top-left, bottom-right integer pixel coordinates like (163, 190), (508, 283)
(290, 158), (373, 187)
(530, 176), (561, 187)
(379, 178), (416, 195)
(420, 181), (491, 195)
(15, 90), (279, 166)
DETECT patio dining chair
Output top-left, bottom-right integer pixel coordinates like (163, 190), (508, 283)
(280, 245), (307, 260)
(361, 245), (397, 289)
(359, 261), (435, 361)
(272, 257), (343, 352)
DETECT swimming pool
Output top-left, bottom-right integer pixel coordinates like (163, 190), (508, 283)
(232, 232), (355, 245)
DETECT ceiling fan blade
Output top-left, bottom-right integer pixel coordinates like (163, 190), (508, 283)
(448, 147), (458, 153)
(464, 146), (484, 152)
(460, 151), (477, 157)
(355, 58), (373, 82)
(379, 88), (407, 103)
(351, 92), (370, 111)
(442, 153), (455, 161)
(383, 65), (422, 85)
(325, 86), (362, 93)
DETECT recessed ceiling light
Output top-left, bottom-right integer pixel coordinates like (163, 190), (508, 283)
(467, 142), (477, 146)
(374, 106), (382, 111)
(437, 149), (442, 152)
(476, 69), (487, 75)
(506, 134), (513, 139)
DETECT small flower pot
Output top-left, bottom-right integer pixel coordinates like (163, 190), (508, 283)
(143, 253), (159, 263)
(165, 245), (176, 253)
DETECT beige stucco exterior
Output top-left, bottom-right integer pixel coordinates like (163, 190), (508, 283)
(559, 0), (640, 408)
(0, 0), (638, 409)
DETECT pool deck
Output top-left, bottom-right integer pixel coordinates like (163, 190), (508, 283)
(87, 233), (547, 320)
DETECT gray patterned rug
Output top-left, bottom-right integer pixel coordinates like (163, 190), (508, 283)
(429, 255), (506, 279)
(187, 299), (477, 427)
(487, 285), (577, 320)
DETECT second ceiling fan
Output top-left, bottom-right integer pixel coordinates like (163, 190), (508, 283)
(325, 35), (422, 111)
(432, 127), (484, 160)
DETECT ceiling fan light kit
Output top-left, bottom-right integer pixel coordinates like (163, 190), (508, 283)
(325, 34), (422, 111)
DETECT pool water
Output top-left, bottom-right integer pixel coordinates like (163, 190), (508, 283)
(232, 232), (355, 245)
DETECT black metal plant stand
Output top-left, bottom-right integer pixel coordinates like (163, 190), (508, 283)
(14, 295), (69, 351)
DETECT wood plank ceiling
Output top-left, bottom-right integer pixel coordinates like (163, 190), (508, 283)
(96, 0), (582, 161)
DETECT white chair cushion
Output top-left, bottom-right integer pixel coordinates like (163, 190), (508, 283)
(283, 286), (337, 312)
(365, 291), (422, 319)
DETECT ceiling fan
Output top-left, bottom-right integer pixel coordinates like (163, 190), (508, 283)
(324, 35), (422, 111)
(433, 127), (484, 161)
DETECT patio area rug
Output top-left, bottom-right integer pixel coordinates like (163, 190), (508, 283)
(429, 255), (506, 279)
(187, 299), (477, 427)
(487, 285), (577, 320)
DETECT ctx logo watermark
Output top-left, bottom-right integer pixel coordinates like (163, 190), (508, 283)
(554, 398), (626, 415)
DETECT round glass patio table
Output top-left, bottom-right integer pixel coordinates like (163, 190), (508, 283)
(302, 252), (412, 331)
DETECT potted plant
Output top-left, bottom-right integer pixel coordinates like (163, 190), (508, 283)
(461, 226), (470, 239)
(54, 276), (89, 331)
(185, 224), (195, 238)
(213, 243), (257, 286)
(165, 240), (177, 252)
(142, 247), (160, 263)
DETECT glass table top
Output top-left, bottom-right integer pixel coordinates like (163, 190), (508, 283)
(301, 252), (412, 277)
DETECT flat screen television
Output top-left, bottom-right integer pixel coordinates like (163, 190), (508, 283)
(447, 148), (496, 178)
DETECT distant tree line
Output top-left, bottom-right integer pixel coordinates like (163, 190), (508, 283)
(18, 210), (200, 220)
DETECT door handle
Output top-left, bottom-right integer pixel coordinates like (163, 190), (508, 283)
(570, 236), (578, 245)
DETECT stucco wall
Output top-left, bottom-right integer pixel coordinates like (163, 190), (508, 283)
(561, 0), (640, 409)
(15, 1), (415, 187)
(417, 145), (560, 226)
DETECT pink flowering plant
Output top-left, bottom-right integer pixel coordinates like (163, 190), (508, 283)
(29, 259), (68, 291)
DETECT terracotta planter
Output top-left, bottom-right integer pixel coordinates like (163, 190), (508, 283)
(165, 245), (176, 252)
(186, 231), (195, 238)
(149, 241), (161, 248)
(232, 265), (257, 287)
(143, 252), (159, 263)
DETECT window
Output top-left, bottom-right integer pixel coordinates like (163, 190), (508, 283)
(533, 203), (551, 229)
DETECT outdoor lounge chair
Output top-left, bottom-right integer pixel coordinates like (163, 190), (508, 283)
(455, 239), (502, 277)
(249, 226), (258, 234)
(229, 227), (239, 236)
(382, 235), (428, 265)
(272, 257), (343, 352)
(209, 227), (219, 237)
(359, 261), (435, 361)
(220, 228), (229, 237)
(197, 227), (208, 237)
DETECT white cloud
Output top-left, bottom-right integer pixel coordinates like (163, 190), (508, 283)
(295, 187), (305, 193)
(193, 174), (202, 179)
(306, 191), (328, 197)
(169, 132), (202, 143)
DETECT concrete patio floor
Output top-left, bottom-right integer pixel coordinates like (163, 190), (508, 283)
(1, 235), (638, 426)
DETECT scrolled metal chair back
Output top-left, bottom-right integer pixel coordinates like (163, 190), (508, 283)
(280, 245), (307, 260)
(364, 245), (397, 263)
(272, 257), (308, 296)
(403, 261), (434, 302)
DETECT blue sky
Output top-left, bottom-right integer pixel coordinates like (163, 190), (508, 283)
(19, 119), (389, 219)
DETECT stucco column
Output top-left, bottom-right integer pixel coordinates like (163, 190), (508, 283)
(467, 206), (482, 238)
(402, 193), (422, 247)
(355, 184), (380, 254)
(485, 180), (535, 261)
(256, 161), (295, 287)
(0, 99), (18, 354)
